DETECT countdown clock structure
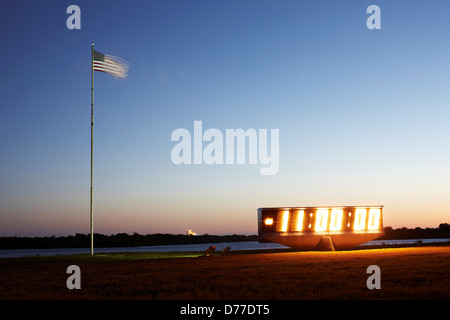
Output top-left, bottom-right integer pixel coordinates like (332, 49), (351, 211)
(258, 206), (384, 251)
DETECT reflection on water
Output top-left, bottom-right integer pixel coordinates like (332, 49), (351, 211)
(1, 238), (449, 258)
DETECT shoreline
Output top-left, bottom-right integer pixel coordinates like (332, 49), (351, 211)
(1, 240), (449, 261)
(1, 225), (449, 250)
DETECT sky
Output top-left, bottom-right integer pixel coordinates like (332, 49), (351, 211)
(1, 0), (450, 237)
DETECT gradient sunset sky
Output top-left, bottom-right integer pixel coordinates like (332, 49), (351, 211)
(1, 0), (450, 237)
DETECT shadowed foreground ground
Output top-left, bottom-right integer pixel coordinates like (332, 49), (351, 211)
(0, 246), (449, 300)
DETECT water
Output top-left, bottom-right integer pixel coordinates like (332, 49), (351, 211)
(0, 241), (287, 258)
(1, 238), (449, 258)
(359, 238), (450, 246)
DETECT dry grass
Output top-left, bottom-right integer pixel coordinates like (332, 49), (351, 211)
(0, 246), (449, 300)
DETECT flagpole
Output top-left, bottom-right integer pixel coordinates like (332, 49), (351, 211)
(90, 42), (94, 255)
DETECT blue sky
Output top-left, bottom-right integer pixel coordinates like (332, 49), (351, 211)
(1, 0), (450, 236)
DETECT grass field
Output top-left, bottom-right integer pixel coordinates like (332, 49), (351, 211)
(0, 246), (449, 300)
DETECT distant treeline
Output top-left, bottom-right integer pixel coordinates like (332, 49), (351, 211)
(0, 233), (259, 250)
(1, 223), (449, 250)
(378, 223), (450, 240)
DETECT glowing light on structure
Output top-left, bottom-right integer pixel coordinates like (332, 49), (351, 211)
(258, 205), (384, 251)
(315, 209), (329, 231)
(353, 208), (367, 231)
(276, 210), (290, 232)
(291, 210), (304, 232)
(329, 209), (343, 231)
(368, 208), (381, 230)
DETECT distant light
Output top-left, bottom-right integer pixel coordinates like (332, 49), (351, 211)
(264, 218), (274, 226)
(186, 229), (197, 236)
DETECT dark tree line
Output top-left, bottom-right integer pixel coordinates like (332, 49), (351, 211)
(378, 223), (450, 240)
(0, 233), (259, 250)
(1, 223), (449, 250)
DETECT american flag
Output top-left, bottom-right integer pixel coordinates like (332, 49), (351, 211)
(93, 50), (129, 79)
